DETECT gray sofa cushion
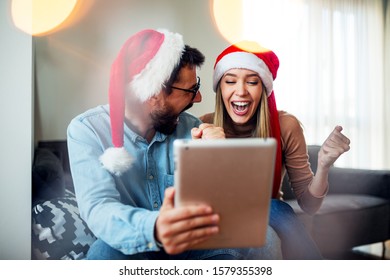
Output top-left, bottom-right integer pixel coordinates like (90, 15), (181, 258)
(32, 148), (65, 204)
(286, 194), (390, 254)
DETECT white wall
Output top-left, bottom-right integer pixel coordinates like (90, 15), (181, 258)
(34, 0), (228, 141)
(0, 0), (33, 259)
(385, 0), (390, 168)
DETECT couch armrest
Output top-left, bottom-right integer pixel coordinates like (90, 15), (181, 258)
(328, 166), (390, 199)
(282, 144), (390, 200)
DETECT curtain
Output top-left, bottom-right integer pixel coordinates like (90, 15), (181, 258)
(385, 0), (390, 169)
(265, 0), (388, 169)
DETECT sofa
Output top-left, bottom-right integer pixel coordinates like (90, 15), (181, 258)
(31, 141), (96, 260)
(31, 141), (390, 259)
(282, 145), (390, 259)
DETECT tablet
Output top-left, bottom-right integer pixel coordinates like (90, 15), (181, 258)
(173, 138), (276, 249)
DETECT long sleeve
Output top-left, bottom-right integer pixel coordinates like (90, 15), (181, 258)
(279, 111), (327, 215)
(67, 105), (201, 255)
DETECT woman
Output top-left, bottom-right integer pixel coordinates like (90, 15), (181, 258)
(200, 41), (351, 259)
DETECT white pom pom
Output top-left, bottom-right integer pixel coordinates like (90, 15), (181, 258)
(99, 147), (134, 176)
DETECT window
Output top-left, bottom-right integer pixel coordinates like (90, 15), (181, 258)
(241, 0), (387, 169)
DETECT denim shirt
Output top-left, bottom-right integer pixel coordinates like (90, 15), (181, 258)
(67, 105), (201, 255)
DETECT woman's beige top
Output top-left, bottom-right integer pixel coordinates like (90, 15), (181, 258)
(200, 111), (327, 215)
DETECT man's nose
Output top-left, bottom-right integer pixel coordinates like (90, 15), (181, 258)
(192, 90), (202, 103)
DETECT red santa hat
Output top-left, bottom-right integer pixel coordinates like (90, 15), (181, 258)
(213, 41), (279, 94)
(99, 29), (185, 175)
(213, 41), (282, 198)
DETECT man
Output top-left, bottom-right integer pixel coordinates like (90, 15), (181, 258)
(67, 29), (281, 259)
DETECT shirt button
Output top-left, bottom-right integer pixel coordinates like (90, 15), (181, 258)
(147, 242), (153, 249)
(153, 202), (158, 208)
(149, 175), (154, 180)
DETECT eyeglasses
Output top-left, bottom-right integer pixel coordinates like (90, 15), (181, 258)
(170, 76), (200, 100)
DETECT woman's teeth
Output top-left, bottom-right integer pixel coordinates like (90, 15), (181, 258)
(232, 101), (249, 111)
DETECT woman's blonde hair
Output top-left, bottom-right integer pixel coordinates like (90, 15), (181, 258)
(213, 82), (271, 138)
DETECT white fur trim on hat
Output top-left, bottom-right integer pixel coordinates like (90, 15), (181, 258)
(130, 29), (185, 102)
(213, 52), (274, 96)
(99, 147), (134, 176)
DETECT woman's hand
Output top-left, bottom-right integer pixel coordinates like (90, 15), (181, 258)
(318, 126), (351, 169)
(191, 123), (225, 140)
(155, 187), (219, 255)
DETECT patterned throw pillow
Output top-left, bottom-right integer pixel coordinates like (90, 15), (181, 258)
(32, 190), (96, 260)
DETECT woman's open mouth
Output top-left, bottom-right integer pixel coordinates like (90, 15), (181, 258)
(231, 101), (250, 116)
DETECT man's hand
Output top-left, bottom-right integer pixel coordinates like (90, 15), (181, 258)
(191, 123), (225, 140)
(155, 187), (219, 255)
(318, 125), (351, 169)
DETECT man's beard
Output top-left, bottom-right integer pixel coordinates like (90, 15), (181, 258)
(151, 102), (194, 135)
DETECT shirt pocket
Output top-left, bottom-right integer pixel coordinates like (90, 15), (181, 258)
(160, 174), (174, 201)
(164, 174), (174, 188)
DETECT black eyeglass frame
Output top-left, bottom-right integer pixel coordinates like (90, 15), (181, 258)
(169, 76), (201, 100)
